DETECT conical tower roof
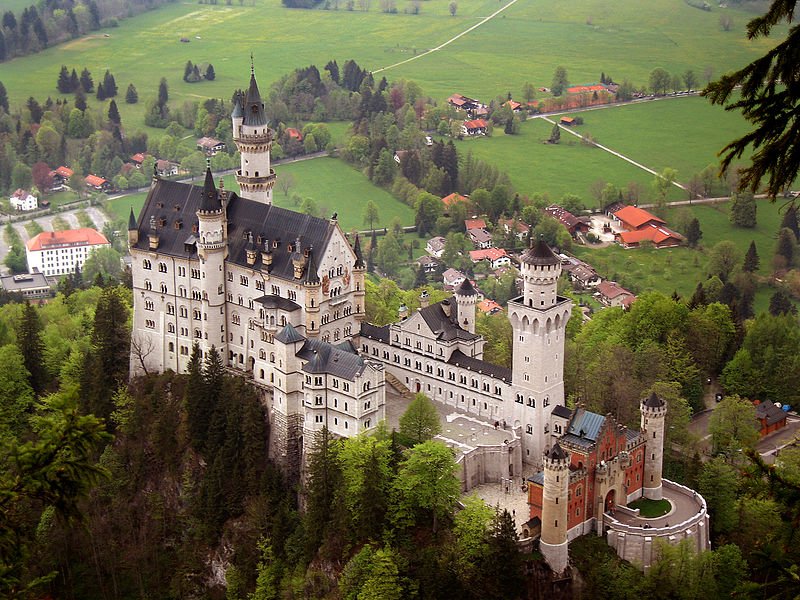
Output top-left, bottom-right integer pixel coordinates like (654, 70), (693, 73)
(231, 90), (244, 118)
(455, 277), (477, 297)
(199, 166), (221, 212)
(547, 442), (568, 461)
(242, 64), (268, 127)
(128, 206), (137, 231)
(304, 247), (320, 285)
(644, 391), (665, 408)
(353, 234), (365, 269)
(521, 238), (559, 266)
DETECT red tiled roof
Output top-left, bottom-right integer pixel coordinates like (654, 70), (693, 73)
(596, 280), (633, 299)
(465, 219), (487, 230)
(560, 116), (574, 124)
(613, 205), (665, 229)
(12, 188), (30, 199)
(499, 218), (530, 233)
(478, 299), (502, 313)
(464, 119), (488, 129)
(197, 136), (223, 148)
(469, 248), (508, 262)
(130, 153), (146, 164)
(442, 193), (468, 207)
(448, 94), (467, 106)
(26, 228), (110, 252)
(504, 100), (521, 110)
(286, 127), (303, 140)
(55, 166), (73, 178)
(618, 225), (684, 245)
(84, 174), (107, 187)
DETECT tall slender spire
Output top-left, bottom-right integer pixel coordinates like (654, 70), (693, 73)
(243, 57), (267, 127)
(199, 165), (221, 213)
(353, 234), (365, 269)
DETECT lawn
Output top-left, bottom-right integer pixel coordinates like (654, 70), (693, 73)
(451, 118), (684, 205)
(0, 0), (783, 142)
(628, 497), (671, 518)
(104, 157), (414, 233)
(562, 96), (754, 185)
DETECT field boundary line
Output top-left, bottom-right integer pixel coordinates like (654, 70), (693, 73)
(538, 116), (687, 191)
(373, 0), (521, 74)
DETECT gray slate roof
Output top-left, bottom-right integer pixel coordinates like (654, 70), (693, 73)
(360, 322), (390, 343)
(447, 349), (512, 381)
(521, 239), (559, 266)
(552, 404), (572, 419)
(275, 323), (305, 344)
(133, 178), (337, 281)
(256, 295), (301, 312)
(419, 301), (479, 342)
(298, 337), (368, 380)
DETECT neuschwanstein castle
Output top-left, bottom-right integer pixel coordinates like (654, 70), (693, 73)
(129, 64), (572, 468)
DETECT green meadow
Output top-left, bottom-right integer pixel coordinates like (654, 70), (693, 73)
(0, 0), (783, 139)
(105, 157), (414, 233)
(451, 117), (684, 204)
(563, 96), (754, 184)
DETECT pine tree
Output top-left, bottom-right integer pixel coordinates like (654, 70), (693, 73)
(0, 31), (6, 62)
(549, 123), (561, 144)
(780, 205), (800, 240)
(205, 63), (215, 81)
(107, 99), (121, 126)
(16, 301), (46, 395)
(686, 217), (702, 247)
(414, 265), (427, 287)
(743, 240), (760, 272)
(688, 281), (707, 308)
(0, 81), (8, 113)
(203, 346), (227, 458)
(74, 89), (87, 111)
(26, 97), (42, 123)
(103, 71), (117, 97)
(730, 191), (757, 227)
(185, 343), (207, 450)
(80, 68), (93, 93)
(96, 81), (106, 101)
(69, 68), (79, 93)
(304, 428), (345, 559)
(183, 60), (194, 82)
(776, 227), (795, 265)
(125, 83), (138, 104)
(158, 77), (168, 107)
(482, 509), (523, 599)
(769, 289), (797, 316)
(57, 65), (72, 93)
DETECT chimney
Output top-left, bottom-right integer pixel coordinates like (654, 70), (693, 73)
(419, 290), (430, 308)
(441, 298), (452, 318)
(398, 304), (409, 320)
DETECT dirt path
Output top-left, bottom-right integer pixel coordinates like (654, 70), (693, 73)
(372, 0), (522, 74)
(538, 115), (688, 192)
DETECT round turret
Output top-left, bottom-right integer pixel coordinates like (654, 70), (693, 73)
(520, 239), (561, 308)
(454, 278), (479, 333)
(540, 442), (570, 574)
(640, 392), (667, 500)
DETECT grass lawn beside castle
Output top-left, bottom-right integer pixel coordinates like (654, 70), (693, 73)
(628, 497), (671, 518)
(104, 157), (414, 233)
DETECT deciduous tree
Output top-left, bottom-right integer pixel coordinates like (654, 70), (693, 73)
(399, 392), (441, 445)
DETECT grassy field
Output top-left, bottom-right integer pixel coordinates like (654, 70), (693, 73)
(563, 96), (754, 185)
(0, 0), (783, 140)
(105, 157), (414, 233)
(450, 117), (685, 204)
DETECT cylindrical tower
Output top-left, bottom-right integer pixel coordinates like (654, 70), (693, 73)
(520, 239), (561, 309)
(640, 392), (667, 500)
(233, 64), (276, 204)
(352, 234), (366, 323)
(541, 442), (570, 574)
(196, 167), (228, 356)
(454, 277), (479, 334)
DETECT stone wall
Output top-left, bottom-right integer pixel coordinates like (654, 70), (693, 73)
(457, 437), (522, 492)
(605, 479), (710, 571)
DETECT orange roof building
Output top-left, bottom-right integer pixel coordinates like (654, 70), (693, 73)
(84, 174), (109, 189)
(478, 299), (503, 314)
(567, 84), (607, 94)
(617, 225), (684, 248)
(26, 228), (111, 277)
(612, 205), (665, 231)
(55, 166), (74, 178)
(465, 218), (487, 231)
(286, 127), (303, 141)
(442, 193), (469, 208)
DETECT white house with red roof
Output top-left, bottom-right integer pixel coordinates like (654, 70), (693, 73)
(596, 281), (636, 309)
(469, 247), (510, 269)
(84, 174), (111, 191)
(612, 205), (665, 231)
(26, 228), (111, 277)
(9, 189), (38, 211)
(611, 205), (683, 248)
(462, 119), (489, 136)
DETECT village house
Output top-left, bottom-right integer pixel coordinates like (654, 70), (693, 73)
(285, 128), (303, 142)
(130, 153), (147, 167)
(84, 174), (112, 192)
(156, 159), (180, 178)
(596, 281), (636, 309)
(49, 166), (73, 190)
(612, 205), (684, 249)
(467, 227), (493, 249)
(462, 119), (489, 136)
(477, 298), (502, 315)
(10, 189), (38, 211)
(754, 401), (787, 437)
(196, 136), (226, 155)
(545, 205), (591, 237)
(426, 236), (447, 258)
(447, 93), (487, 118)
(561, 257), (601, 289)
(612, 205), (665, 231)
(442, 268), (467, 290)
(416, 255), (440, 274)
(469, 248), (511, 269)
(559, 116), (575, 126)
(504, 100), (522, 112)
(498, 218), (530, 241)
(442, 192), (469, 212)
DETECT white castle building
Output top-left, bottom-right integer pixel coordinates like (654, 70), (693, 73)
(128, 64), (572, 472)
